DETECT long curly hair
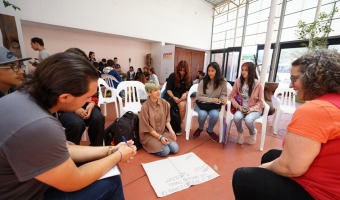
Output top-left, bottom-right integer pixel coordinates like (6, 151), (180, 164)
(239, 62), (257, 97)
(202, 62), (224, 94)
(292, 49), (340, 100)
(174, 60), (191, 88)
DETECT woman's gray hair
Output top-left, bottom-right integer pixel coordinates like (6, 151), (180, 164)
(145, 81), (161, 93)
(292, 49), (340, 100)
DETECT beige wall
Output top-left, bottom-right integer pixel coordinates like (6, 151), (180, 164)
(22, 23), (152, 74)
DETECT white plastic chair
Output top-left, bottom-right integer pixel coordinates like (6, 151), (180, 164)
(116, 81), (146, 117)
(160, 82), (167, 96)
(101, 73), (120, 88)
(272, 86), (296, 134)
(184, 84), (225, 142)
(224, 85), (270, 151)
(97, 78), (119, 117)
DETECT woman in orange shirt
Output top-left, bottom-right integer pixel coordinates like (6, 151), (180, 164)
(233, 49), (340, 199)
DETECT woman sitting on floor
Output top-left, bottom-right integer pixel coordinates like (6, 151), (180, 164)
(139, 81), (179, 157)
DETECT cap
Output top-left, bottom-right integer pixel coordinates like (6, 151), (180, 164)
(0, 46), (31, 65)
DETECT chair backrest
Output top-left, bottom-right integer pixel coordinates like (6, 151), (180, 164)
(226, 82), (232, 96)
(97, 78), (116, 104)
(161, 82), (167, 94)
(116, 81), (146, 117)
(273, 86), (296, 108)
(101, 74), (119, 88)
(187, 84), (198, 110)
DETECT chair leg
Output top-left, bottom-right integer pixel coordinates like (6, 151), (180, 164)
(185, 115), (192, 140)
(219, 117), (224, 143)
(259, 120), (267, 151)
(81, 129), (87, 141)
(273, 109), (282, 134)
(103, 104), (107, 116)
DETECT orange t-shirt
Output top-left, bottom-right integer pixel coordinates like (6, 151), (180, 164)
(287, 97), (340, 200)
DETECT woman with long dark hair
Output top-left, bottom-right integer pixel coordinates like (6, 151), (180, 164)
(163, 60), (192, 135)
(193, 62), (227, 142)
(229, 62), (264, 145)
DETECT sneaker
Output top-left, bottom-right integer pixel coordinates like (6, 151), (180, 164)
(248, 129), (257, 145)
(207, 130), (219, 142)
(175, 132), (182, 136)
(237, 133), (244, 145)
(193, 128), (202, 138)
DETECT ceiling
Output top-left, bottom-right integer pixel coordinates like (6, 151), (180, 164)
(204, 0), (229, 7)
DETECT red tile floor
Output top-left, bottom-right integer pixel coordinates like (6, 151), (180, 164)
(82, 102), (298, 200)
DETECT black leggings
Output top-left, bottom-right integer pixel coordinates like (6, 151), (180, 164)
(232, 149), (314, 200)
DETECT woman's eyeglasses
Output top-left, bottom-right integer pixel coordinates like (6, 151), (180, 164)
(290, 75), (301, 84)
(0, 64), (26, 72)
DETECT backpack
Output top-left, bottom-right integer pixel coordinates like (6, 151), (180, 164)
(104, 111), (142, 149)
(170, 106), (181, 133)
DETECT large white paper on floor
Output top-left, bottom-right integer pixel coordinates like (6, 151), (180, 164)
(142, 152), (219, 197)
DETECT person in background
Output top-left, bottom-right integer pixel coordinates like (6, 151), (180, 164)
(229, 62), (264, 145)
(103, 59), (123, 89)
(143, 66), (150, 82)
(113, 57), (126, 80)
(232, 49), (340, 200)
(135, 67), (146, 83)
(126, 66), (136, 81)
(139, 81), (178, 157)
(98, 58), (107, 72)
(193, 70), (205, 84)
(163, 60), (192, 135)
(149, 67), (159, 84)
(0, 52), (137, 200)
(88, 51), (96, 63)
(193, 62), (227, 142)
(0, 46), (31, 97)
(58, 48), (105, 146)
(29, 37), (49, 72)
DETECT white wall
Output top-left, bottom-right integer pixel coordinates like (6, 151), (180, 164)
(1, 0), (214, 50)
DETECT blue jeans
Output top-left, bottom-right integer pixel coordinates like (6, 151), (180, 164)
(44, 175), (124, 200)
(233, 111), (261, 135)
(194, 106), (220, 133)
(154, 142), (179, 157)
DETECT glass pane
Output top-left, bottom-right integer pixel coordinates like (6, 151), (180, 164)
(247, 12), (260, 25)
(330, 19), (340, 36)
(244, 35), (257, 46)
(259, 8), (270, 21)
(276, 47), (308, 86)
(237, 17), (244, 27)
(281, 27), (300, 42)
(236, 27), (243, 37)
(257, 49), (273, 82)
(283, 13), (303, 29)
(328, 45), (340, 51)
(286, 0), (305, 15)
(211, 53), (224, 70)
(234, 37), (242, 46)
(225, 51), (240, 81)
(241, 46), (257, 63)
(248, 0), (262, 14)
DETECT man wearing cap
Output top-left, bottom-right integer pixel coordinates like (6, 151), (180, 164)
(0, 46), (31, 97)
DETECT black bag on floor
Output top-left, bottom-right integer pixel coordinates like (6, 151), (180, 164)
(170, 107), (181, 133)
(104, 111), (142, 149)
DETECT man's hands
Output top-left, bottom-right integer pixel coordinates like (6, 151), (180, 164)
(75, 102), (95, 119)
(117, 140), (137, 163)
